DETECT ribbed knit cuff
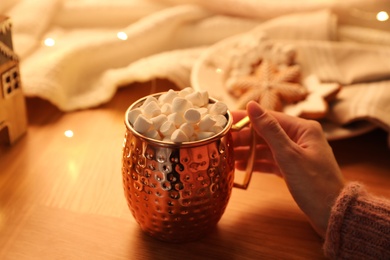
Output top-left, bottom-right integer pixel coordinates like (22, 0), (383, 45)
(324, 182), (390, 259)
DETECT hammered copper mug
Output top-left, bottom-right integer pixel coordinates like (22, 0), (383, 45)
(122, 92), (255, 243)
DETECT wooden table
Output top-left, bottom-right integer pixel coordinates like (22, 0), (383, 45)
(1, 80), (390, 260)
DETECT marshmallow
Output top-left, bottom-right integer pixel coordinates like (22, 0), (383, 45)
(143, 96), (159, 107)
(213, 114), (228, 127)
(129, 89), (229, 143)
(151, 114), (168, 130)
(163, 136), (172, 142)
(184, 108), (201, 124)
(143, 101), (161, 118)
(171, 97), (192, 114)
(178, 87), (194, 97)
(133, 114), (152, 134)
(185, 92), (203, 107)
(199, 90), (209, 107)
(197, 107), (208, 117)
(160, 121), (176, 137)
(158, 89), (177, 104)
(127, 108), (143, 125)
(160, 103), (172, 115)
(211, 125), (224, 134)
(196, 131), (215, 140)
(180, 122), (194, 138)
(209, 101), (228, 115)
(167, 112), (186, 127)
(171, 129), (189, 142)
(145, 129), (161, 140)
(198, 114), (216, 131)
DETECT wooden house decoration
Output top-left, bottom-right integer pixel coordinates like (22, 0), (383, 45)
(0, 15), (27, 145)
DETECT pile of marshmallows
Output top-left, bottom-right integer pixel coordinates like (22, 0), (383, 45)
(128, 88), (229, 142)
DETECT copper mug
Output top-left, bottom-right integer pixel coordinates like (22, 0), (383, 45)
(122, 92), (255, 242)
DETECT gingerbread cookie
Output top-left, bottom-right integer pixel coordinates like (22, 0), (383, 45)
(284, 74), (342, 119)
(229, 60), (308, 110)
(225, 41), (297, 91)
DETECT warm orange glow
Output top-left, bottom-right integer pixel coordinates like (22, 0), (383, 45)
(376, 11), (389, 22)
(64, 130), (74, 138)
(117, 32), (128, 41)
(44, 38), (55, 47)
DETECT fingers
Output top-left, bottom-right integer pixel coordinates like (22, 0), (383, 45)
(232, 128), (267, 148)
(246, 101), (293, 151)
(266, 109), (326, 144)
(234, 145), (274, 162)
(230, 110), (247, 123)
(234, 144), (282, 176)
(235, 161), (282, 177)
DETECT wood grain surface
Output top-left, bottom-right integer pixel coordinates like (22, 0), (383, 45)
(1, 80), (389, 260)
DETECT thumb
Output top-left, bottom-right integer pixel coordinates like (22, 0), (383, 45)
(247, 101), (292, 150)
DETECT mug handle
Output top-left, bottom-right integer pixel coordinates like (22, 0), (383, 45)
(231, 116), (255, 190)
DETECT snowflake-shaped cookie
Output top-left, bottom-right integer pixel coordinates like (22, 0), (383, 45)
(283, 74), (342, 119)
(225, 41), (297, 93)
(229, 60), (308, 110)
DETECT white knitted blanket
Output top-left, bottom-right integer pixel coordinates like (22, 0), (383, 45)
(2, 0), (390, 144)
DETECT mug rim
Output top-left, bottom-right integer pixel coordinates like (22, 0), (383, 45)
(124, 91), (233, 148)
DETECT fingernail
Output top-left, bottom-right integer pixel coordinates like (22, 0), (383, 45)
(247, 101), (264, 118)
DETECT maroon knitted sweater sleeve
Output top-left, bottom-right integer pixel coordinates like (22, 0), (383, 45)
(323, 182), (390, 259)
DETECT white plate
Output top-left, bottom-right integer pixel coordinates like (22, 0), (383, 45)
(191, 34), (376, 141)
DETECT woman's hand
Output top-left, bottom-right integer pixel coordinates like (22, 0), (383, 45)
(232, 101), (345, 237)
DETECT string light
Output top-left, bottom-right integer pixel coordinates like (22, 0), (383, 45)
(117, 32), (128, 41)
(64, 130), (74, 138)
(376, 11), (389, 22)
(44, 38), (55, 47)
